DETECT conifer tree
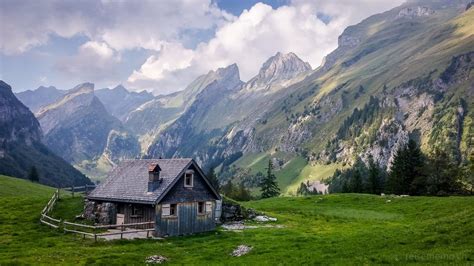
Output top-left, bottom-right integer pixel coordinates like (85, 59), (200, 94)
(260, 160), (280, 198)
(28, 166), (39, 183)
(207, 167), (220, 192)
(367, 155), (383, 194)
(387, 143), (408, 194)
(426, 149), (461, 195)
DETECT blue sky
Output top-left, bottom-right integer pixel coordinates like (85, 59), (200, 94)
(0, 0), (404, 94)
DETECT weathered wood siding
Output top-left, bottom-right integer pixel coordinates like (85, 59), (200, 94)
(155, 201), (215, 236)
(119, 203), (155, 228)
(160, 164), (218, 204)
(155, 164), (218, 236)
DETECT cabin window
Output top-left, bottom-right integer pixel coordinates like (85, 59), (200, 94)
(184, 171), (194, 187)
(197, 202), (205, 214)
(162, 203), (177, 217)
(131, 205), (142, 217)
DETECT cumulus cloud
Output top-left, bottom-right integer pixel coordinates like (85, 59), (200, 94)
(55, 41), (121, 83)
(1, 0), (405, 94)
(0, 0), (232, 55)
(128, 0), (404, 94)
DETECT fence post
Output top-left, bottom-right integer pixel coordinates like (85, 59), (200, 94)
(121, 222), (124, 239)
(71, 186), (74, 198)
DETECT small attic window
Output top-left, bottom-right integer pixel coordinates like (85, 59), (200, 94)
(184, 170), (194, 188)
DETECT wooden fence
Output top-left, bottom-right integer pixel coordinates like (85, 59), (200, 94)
(64, 184), (96, 197)
(40, 189), (61, 228)
(39, 190), (155, 241)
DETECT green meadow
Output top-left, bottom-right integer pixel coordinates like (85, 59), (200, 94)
(1, 175), (473, 265)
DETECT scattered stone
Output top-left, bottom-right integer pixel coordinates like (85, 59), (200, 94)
(380, 193), (385, 197)
(221, 222), (284, 231)
(254, 215), (277, 222)
(145, 255), (168, 264)
(221, 201), (244, 222)
(246, 208), (258, 219)
(231, 245), (252, 257)
(386, 200), (392, 203)
(222, 222), (245, 231)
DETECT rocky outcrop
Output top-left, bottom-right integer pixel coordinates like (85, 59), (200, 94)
(244, 52), (311, 89)
(397, 6), (435, 19)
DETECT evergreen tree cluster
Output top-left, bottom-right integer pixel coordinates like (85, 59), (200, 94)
(327, 139), (470, 196)
(327, 156), (385, 194)
(221, 180), (253, 201)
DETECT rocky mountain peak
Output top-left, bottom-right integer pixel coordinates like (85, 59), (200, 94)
(214, 63), (241, 86)
(0, 80), (42, 144)
(68, 82), (94, 95)
(252, 52), (312, 85)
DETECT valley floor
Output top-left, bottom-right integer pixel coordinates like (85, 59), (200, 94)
(0, 175), (473, 265)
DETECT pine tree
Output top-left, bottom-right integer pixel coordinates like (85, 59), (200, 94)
(367, 155), (383, 194)
(405, 139), (426, 195)
(387, 139), (425, 195)
(207, 167), (220, 192)
(260, 160), (280, 198)
(221, 180), (235, 198)
(426, 149), (461, 195)
(28, 166), (39, 183)
(235, 182), (252, 201)
(387, 143), (408, 194)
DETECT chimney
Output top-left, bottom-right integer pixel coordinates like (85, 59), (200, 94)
(148, 163), (162, 192)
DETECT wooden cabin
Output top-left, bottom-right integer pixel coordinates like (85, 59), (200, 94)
(87, 159), (221, 237)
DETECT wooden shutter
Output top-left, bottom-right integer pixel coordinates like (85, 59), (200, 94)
(205, 201), (212, 213)
(162, 204), (170, 216)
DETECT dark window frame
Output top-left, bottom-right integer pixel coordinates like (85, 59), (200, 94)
(197, 202), (205, 215)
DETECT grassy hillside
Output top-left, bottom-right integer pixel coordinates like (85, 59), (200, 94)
(1, 175), (473, 264)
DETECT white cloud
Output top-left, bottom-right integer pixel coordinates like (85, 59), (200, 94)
(0, 0), (233, 54)
(1, 0), (405, 93)
(127, 1), (405, 94)
(55, 41), (121, 82)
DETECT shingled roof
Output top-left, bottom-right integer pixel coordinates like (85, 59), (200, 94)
(88, 159), (202, 204)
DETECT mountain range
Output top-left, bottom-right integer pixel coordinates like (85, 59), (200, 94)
(0, 81), (91, 187)
(4, 0), (473, 194)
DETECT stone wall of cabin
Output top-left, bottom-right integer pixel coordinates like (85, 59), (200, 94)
(83, 200), (117, 224)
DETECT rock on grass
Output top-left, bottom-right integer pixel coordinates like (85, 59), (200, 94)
(145, 255), (168, 264)
(231, 245), (253, 257)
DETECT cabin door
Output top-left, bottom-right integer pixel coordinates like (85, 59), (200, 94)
(116, 214), (125, 225)
(178, 202), (195, 235)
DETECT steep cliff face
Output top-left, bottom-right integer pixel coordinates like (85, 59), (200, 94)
(147, 52), (313, 167)
(0, 81), (42, 145)
(37, 83), (123, 163)
(124, 67), (234, 151)
(0, 81), (91, 186)
(35, 83), (140, 180)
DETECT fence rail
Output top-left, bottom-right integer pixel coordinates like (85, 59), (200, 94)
(39, 190), (154, 241)
(63, 184), (96, 197)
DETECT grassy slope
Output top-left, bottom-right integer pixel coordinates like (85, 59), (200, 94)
(1, 175), (473, 265)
